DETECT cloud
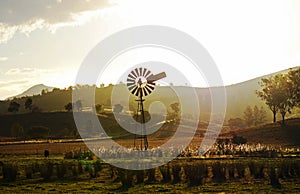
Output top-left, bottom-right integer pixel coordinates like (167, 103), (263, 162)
(0, 80), (29, 88)
(0, 56), (8, 61)
(5, 68), (55, 75)
(0, 0), (114, 43)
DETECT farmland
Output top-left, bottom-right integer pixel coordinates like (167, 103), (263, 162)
(1, 140), (300, 193)
(0, 114), (300, 192)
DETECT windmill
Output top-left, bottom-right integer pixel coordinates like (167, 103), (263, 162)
(127, 67), (166, 150)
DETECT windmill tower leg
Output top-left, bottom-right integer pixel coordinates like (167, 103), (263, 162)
(133, 94), (148, 150)
(140, 94), (148, 150)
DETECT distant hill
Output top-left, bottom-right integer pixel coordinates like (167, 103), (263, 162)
(7, 84), (54, 100)
(0, 67), (299, 123)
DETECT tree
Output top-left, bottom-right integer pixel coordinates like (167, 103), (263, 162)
(8, 101), (20, 113)
(256, 75), (281, 123)
(64, 102), (73, 112)
(288, 67), (300, 107)
(257, 74), (294, 125)
(243, 105), (254, 126)
(75, 100), (82, 112)
(253, 105), (267, 126)
(95, 104), (102, 114)
(113, 104), (123, 114)
(41, 89), (48, 95)
(169, 102), (180, 121)
(25, 98), (33, 110)
(276, 74), (294, 125)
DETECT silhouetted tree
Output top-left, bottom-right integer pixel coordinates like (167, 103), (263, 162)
(25, 98), (33, 110)
(95, 104), (102, 114)
(113, 104), (123, 114)
(243, 105), (254, 126)
(253, 105), (267, 126)
(170, 102), (180, 121)
(8, 101), (20, 113)
(64, 102), (73, 112)
(288, 67), (300, 107)
(75, 100), (82, 112)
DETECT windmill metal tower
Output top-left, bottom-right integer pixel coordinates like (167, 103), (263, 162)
(126, 67), (166, 150)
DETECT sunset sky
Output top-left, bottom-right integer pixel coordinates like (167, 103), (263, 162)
(0, 0), (300, 99)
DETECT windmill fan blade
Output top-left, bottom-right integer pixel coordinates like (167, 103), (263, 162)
(131, 86), (138, 95)
(136, 88), (142, 97)
(144, 70), (151, 78)
(135, 68), (140, 76)
(128, 73), (136, 80)
(139, 67), (143, 76)
(146, 83), (155, 90)
(131, 70), (137, 78)
(144, 85), (153, 94)
(143, 68), (147, 76)
(147, 72), (166, 82)
(128, 84), (136, 91)
(142, 88), (149, 96)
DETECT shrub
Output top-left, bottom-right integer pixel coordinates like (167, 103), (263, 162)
(235, 162), (246, 178)
(232, 135), (247, 145)
(171, 164), (182, 184)
(25, 166), (33, 179)
(159, 164), (171, 183)
(56, 163), (67, 179)
(118, 169), (134, 189)
(185, 163), (207, 186)
(269, 167), (281, 189)
(40, 162), (53, 180)
(134, 170), (144, 185)
(212, 162), (226, 183)
(145, 168), (156, 183)
(3, 163), (17, 182)
(249, 161), (265, 179)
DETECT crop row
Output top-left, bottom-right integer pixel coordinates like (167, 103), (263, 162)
(1, 159), (300, 189)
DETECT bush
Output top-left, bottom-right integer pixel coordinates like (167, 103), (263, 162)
(269, 167), (281, 188)
(159, 164), (171, 183)
(212, 162), (226, 183)
(171, 164), (182, 184)
(3, 164), (17, 182)
(232, 135), (247, 145)
(145, 168), (156, 183)
(25, 166), (33, 179)
(40, 162), (53, 180)
(249, 161), (265, 179)
(185, 163), (207, 186)
(118, 169), (134, 189)
(56, 163), (67, 179)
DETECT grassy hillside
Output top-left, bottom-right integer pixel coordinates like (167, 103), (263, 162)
(223, 118), (300, 146)
(1, 111), (300, 147)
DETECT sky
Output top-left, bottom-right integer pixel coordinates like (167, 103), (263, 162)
(0, 0), (300, 99)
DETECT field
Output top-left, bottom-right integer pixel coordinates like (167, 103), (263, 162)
(1, 139), (300, 193)
(1, 116), (300, 193)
